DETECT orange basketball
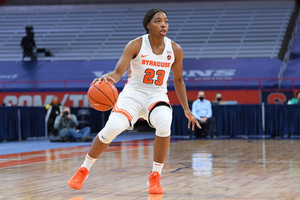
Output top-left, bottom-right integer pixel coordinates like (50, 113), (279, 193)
(87, 81), (118, 111)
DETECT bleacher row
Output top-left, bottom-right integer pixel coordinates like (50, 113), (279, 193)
(0, 2), (295, 61)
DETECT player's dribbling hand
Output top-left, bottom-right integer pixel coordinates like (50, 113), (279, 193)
(184, 109), (201, 131)
(92, 74), (116, 84)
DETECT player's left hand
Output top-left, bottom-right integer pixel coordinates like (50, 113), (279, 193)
(184, 109), (201, 131)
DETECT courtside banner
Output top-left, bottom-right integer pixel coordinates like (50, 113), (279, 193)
(180, 58), (281, 90)
(0, 90), (260, 107)
(0, 92), (90, 107)
(0, 58), (281, 92)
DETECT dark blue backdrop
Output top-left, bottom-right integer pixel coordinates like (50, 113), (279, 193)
(0, 107), (46, 141)
(1, 104), (300, 141)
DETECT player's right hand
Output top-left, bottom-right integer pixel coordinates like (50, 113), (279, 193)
(92, 74), (116, 84)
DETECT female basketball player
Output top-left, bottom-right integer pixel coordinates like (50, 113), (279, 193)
(68, 8), (200, 194)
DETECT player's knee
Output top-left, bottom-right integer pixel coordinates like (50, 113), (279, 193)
(98, 112), (130, 144)
(150, 106), (172, 137)
(155, 119), (172, 137)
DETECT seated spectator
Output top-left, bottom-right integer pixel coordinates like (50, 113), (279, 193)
(192, 91), (216, 138)
(212, 92), (224, 105)
(45, 96), (63, 138)
(52, 106), (92, 142)
(287, 91), (300, 104)
(20, 26), (37, 61)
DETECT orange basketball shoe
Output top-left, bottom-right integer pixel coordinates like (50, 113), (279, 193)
(68, 167), (89, 190)
(147, 171), (163, 194)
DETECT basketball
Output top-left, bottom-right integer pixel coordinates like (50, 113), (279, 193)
(87, 81), (118, 111)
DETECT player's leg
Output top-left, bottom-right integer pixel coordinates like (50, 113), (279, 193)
(147, 104), (172, 194)
(68, 90), (143, 190)
(149, 104), (172, 171)
(153, 135), (170, 170)
(68, 112), (130, 190)
(88, 112), (130, 158)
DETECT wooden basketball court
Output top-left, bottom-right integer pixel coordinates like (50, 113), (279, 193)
(1, 139), (300, 199)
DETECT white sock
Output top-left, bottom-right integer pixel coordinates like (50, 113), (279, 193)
(152, 161), (164, 175)
(81, 154), (97, 171)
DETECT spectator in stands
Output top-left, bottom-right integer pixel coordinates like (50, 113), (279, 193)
(212, 92), (224, 105)
(46, 96), (63, 138)
(20, 26), (37, 61)
(192, 91), (214, 138)
(288, 91), (300, 104)
(53, 106), (92, 142)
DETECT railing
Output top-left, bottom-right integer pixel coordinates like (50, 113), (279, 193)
(0, 80), (90, 92)
(1, 78), (300, 92)
(182, 78), (281, 90)
(0, 0), (161, 5)
(278, 7), (300, 88)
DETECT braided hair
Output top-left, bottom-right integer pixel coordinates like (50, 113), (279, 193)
(143, 8), (167, 33)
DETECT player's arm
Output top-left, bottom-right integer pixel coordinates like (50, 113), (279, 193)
(171, 41), (201, 130)
(93, 37), (141, 84)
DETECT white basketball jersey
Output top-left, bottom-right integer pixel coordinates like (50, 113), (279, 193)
(124, 34), (175, 94)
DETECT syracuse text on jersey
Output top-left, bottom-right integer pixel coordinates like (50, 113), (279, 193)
(142, 59), (171, 68)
